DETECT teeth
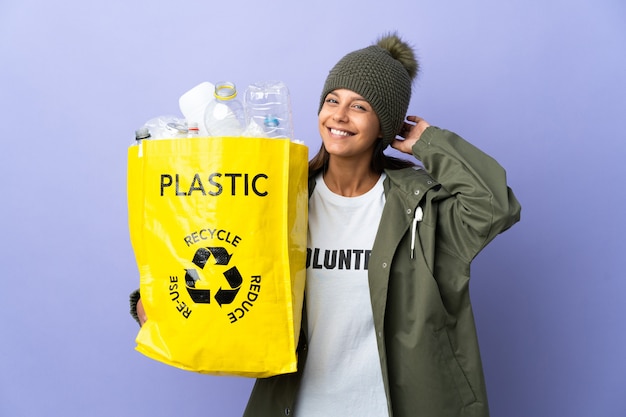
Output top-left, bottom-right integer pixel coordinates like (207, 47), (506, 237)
(330, 128), (350, 136)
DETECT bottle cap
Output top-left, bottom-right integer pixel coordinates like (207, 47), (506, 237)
(214, 81), (238, 100)
(264, 115), (280, 128)
(135, 127), (151, 140)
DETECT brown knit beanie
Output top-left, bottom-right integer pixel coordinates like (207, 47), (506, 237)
(319, 33), (419, 147)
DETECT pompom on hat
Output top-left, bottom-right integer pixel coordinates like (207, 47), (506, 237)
(319, 32), (419, 147)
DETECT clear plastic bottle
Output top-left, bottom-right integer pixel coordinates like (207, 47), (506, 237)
(204, 81), (246, 137)
(142, 115), (188, 139)
(187, 121), (200, 137)
(243, 81), (294, 139)
(165, 121), (188, 138)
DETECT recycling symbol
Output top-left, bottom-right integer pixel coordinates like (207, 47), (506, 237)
(184, 247), (242, 306)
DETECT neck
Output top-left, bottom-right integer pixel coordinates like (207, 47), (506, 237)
(323, 158), (380, 197)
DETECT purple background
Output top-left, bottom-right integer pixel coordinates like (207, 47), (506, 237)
(1, 0), (625, 416)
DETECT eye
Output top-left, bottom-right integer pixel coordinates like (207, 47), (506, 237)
(325, 97), (338, 104)
(352, 102), (370, 112)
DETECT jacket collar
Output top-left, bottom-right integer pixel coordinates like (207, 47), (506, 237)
(308, 166), (440, 201)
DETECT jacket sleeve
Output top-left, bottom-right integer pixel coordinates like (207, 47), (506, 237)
(129, 289), (141, 326)
(412, 126), (521, 262)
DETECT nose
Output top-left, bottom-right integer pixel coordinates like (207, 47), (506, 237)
(332, 104), (348, 122)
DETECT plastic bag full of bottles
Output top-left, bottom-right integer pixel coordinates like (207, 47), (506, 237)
(135, 80), (296, 143)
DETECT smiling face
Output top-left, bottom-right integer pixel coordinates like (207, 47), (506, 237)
(318, 89), (382, 163)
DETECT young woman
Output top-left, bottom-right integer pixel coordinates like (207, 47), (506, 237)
(132, 33), (521, 417)
(241, 34), (521, 417)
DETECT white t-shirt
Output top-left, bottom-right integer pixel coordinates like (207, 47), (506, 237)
(296, 173), (389, 417)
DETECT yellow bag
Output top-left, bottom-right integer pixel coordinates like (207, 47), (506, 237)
(127, 137), (308, 377)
